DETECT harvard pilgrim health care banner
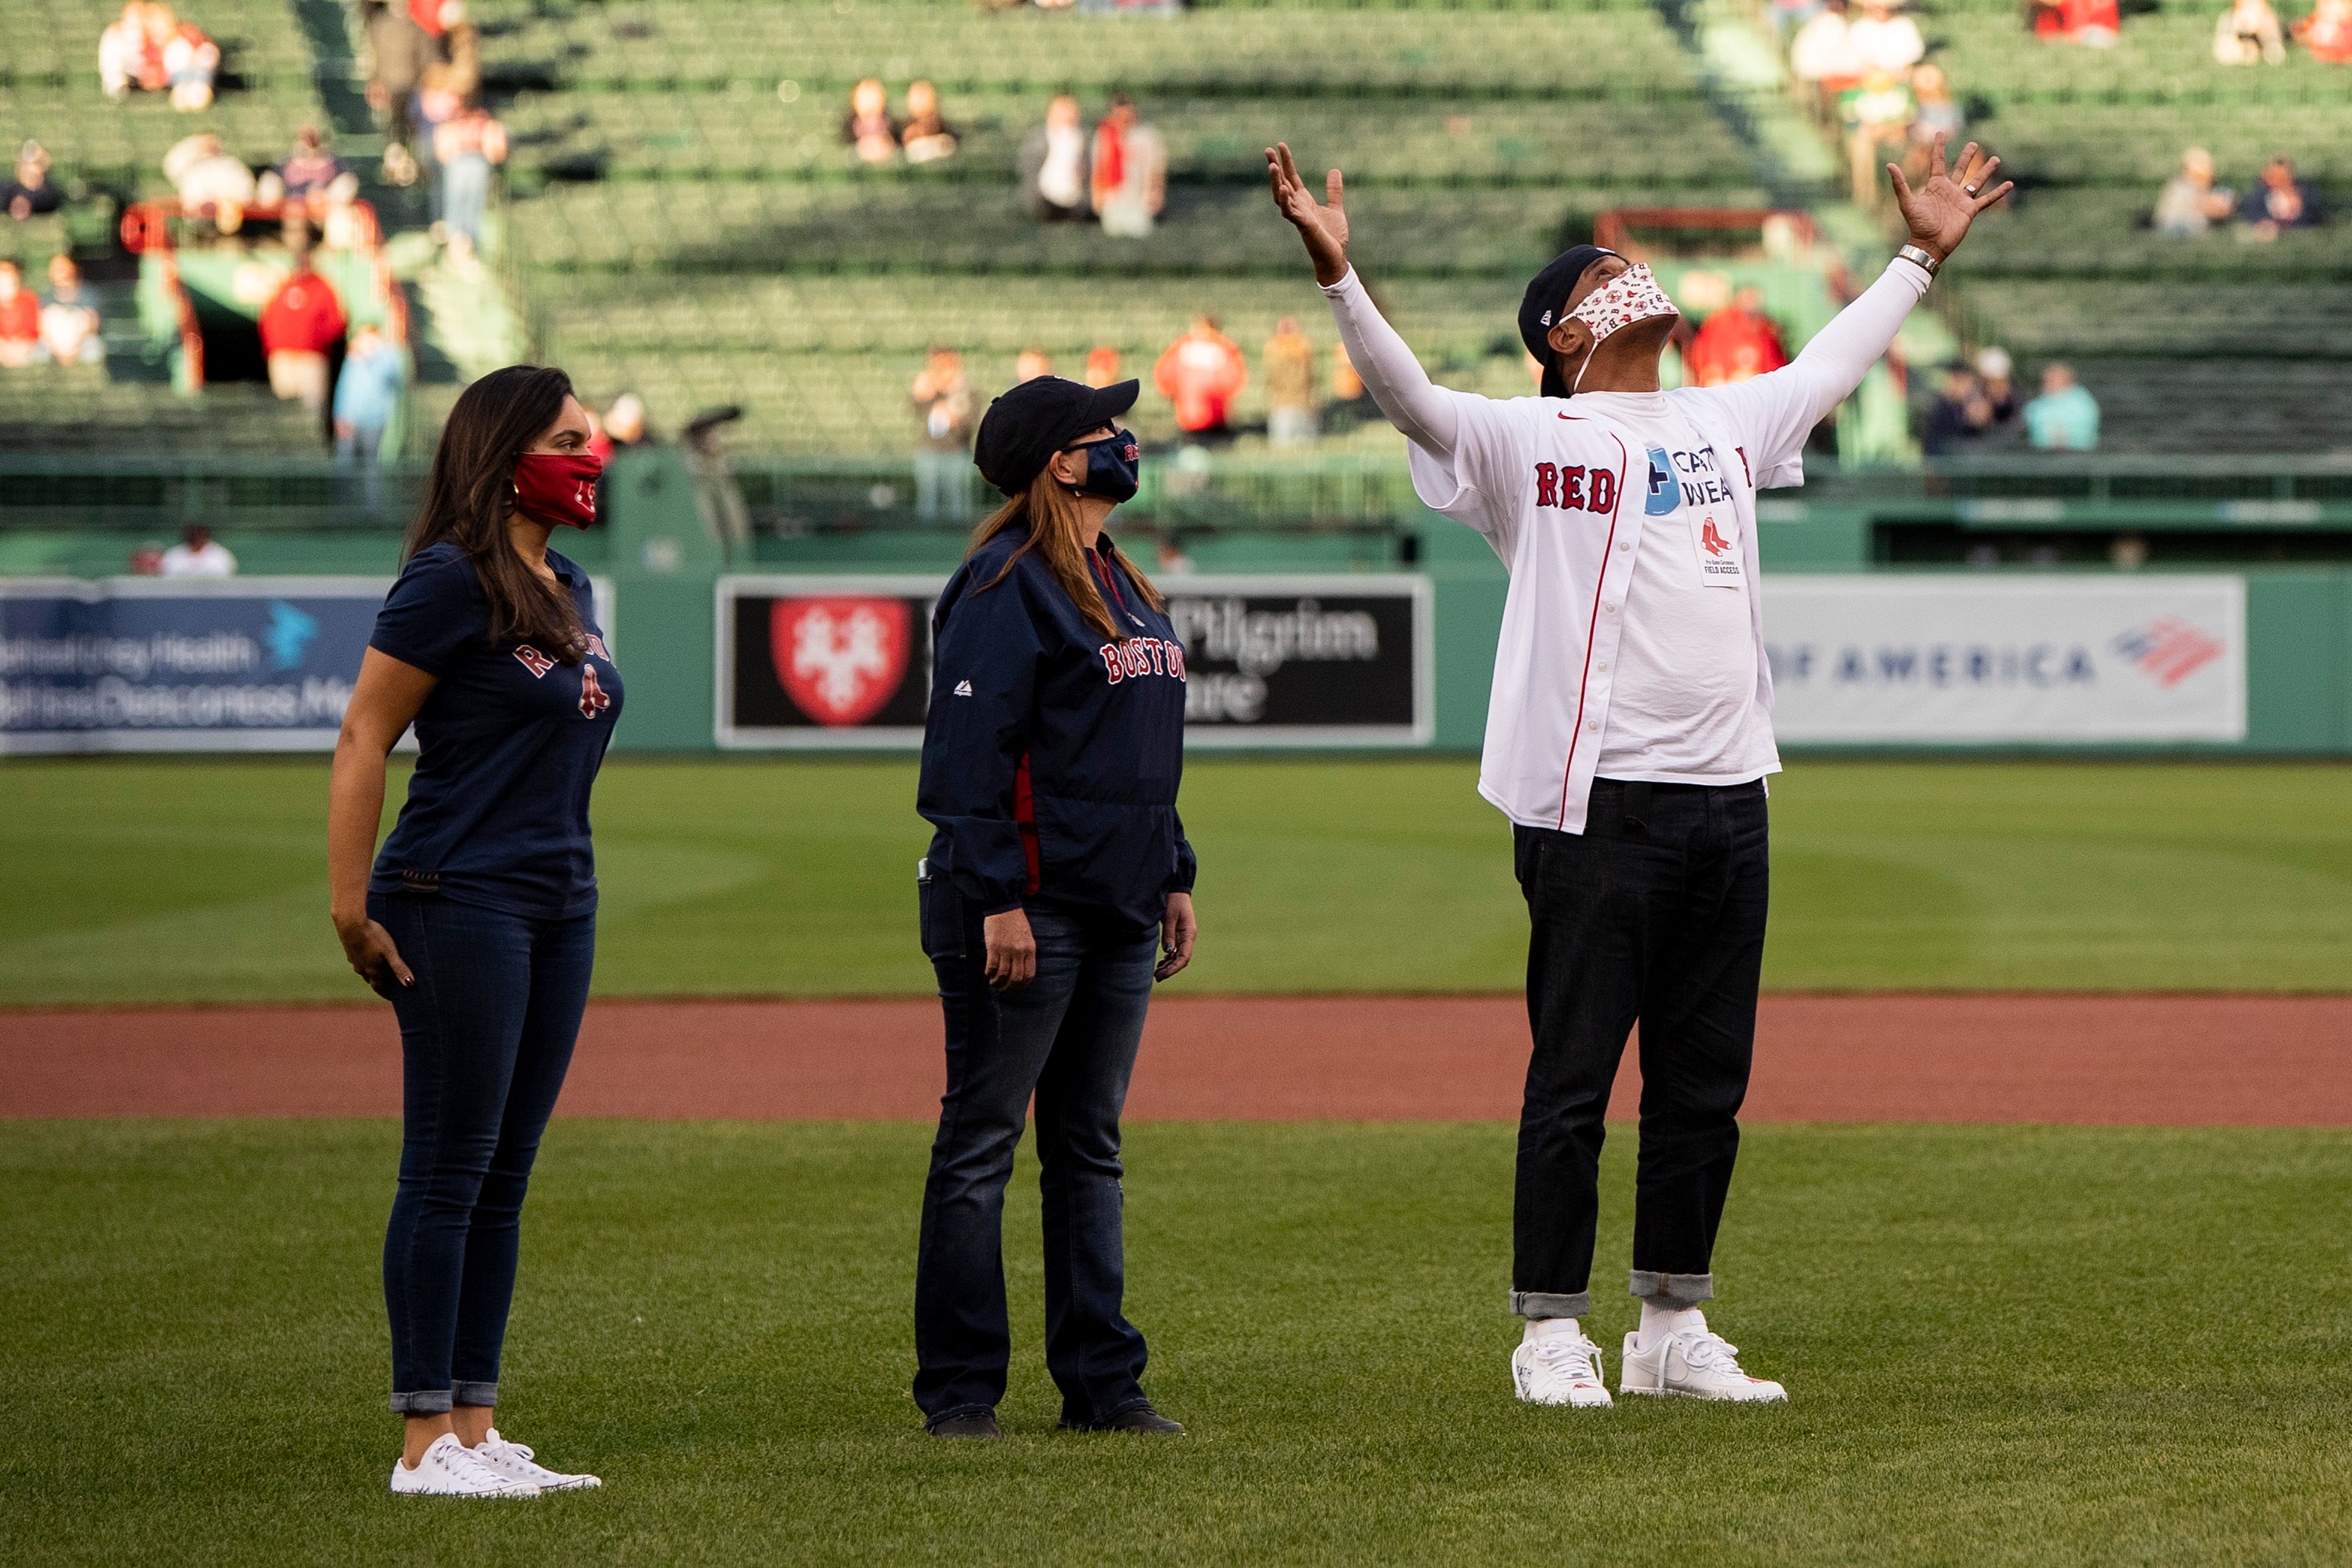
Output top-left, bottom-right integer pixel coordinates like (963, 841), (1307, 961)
(715, 574), (1435, 748)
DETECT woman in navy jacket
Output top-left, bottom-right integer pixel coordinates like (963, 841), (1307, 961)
(913, 375), (1199, 1439)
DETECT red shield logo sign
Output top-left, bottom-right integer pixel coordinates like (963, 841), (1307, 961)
(770, 597), (912, 726)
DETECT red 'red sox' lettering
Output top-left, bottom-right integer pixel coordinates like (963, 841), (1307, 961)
(513, 644), (555, 677)
(1531, 463), (1604, 513)
(1096, 638), (1188, 688)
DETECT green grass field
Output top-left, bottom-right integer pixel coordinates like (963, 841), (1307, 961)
(5, 1120), (2349, 1564)
(2, 757), (2348, 1006)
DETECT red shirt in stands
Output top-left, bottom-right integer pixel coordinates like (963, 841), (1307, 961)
(258, 272), (348, 355)
(0, 290), (39, 345)
(1684, 304), (1790, 388)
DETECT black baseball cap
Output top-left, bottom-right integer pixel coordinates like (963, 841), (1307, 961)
(974, 375), (1141, 498)
(1519, 244), (1619, 399)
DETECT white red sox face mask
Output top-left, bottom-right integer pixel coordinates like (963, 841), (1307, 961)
(1567, 263), (1680, 394)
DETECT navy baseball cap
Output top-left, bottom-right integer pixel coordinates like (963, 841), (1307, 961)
(1519, 244), (1619, 399)
(975, 375), (1141, 498)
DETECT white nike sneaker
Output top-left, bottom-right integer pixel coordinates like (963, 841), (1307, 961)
(1618, 1323), (1788, 1403)
(471, 1428), (602, 1492)
(389, 1432), (540, 1497)
(1511, 1327), (1614, 1408)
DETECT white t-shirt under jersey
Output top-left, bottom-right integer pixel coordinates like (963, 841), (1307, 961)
(1570, 393), (1778, 784)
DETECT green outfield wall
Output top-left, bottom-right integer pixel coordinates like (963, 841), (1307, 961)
(7, 447), (2351, 755)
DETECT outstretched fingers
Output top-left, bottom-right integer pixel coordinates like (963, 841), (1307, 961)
(1974, 177), (2015, 212)
(1324, 166), (1344, 211)
(1886, 161), (1915, 208)
(1927, 131), (1948, 182)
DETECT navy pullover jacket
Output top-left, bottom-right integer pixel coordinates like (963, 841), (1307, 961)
(918, 526), (1197, 933)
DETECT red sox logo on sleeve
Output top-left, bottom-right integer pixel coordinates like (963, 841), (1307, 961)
(1098, 637), (1187, 685)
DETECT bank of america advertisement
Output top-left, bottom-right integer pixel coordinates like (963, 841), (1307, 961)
(715, 573), (1432, 748)
(1762, 576), (2246, 744)
(1, 576), (614, 754)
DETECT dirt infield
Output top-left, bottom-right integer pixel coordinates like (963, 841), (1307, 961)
(5, 993), (2349, 1124)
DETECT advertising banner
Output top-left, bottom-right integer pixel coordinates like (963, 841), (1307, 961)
(1762, 575), (2246, 744)
(714, 573), (1433, 749)
(1, 575), (617, 755)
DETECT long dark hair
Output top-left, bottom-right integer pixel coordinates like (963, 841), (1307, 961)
(403, 364), (587, 660)
(968, 466), (1162, 641)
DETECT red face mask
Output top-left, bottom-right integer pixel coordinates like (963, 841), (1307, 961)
(512, 451), (603, 529)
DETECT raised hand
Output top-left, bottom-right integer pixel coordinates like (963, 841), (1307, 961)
(1887, 135), (2013, 264)
(1265, 143), (1349, 287)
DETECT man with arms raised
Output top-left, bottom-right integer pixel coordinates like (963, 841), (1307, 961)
(1267, 136), (2009, 1408)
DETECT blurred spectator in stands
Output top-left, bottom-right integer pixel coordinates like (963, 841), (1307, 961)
(163, 13), (220, 110)
(0, 264), (40, 369)
(909, 347), (976, 523)
(163, 132), (257, 227)
(2, 144), (62, 223)
(128, 541), (166, 575)
(1155, 316), (1247, 442)
(38, 256), (103, 368)
(1328, 340), (1367, 431)
(2153, 146), (2236, 235)
(1263, 315), (1319, 448)
(434, 97), (508, 271)
(1022, 94), (1091, 222)
(901, 81), (960, 165)
(1015, 347), (1054, 384)
(1921, 364), (1991, 455)
(2214, 0), (2288, 61)
(1840, 69), (1915, 206)
(1791, 0), (1864, 99)
(2024, 363), (2100, 450)
(258, 249), (346, 412)
(99, 2), (169, 102)
(686, 407), (753, 558)
(2238, 156), (2322, 238)
(844, 79), (900, 165)
(317, 170), (368, 250)
(161, 522), (236, 577)
(1686, 287), (1790, 387)
(2295, 0), (2352, 59)
(276, 127), (345, 213)
(1768, 0), (1828, 44)
(1975, 345), (2020, 424)
(2031, 0), (2120, 45)
(363, 0), (432, 185)
(334, 324), (406, 519)
(1084, 346), (1123, 387)
(602, 393), (654, 457)
(1848, 0), (1926, 72)
(1156, 535), (1196, 576)
(1907, 63), (1965, 160)
(1092, 96), (1167, 238)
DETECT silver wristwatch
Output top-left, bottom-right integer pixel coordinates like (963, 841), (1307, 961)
(1895, 244), (1942, 277)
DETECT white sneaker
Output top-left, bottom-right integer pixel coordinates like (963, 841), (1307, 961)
(1511, 1327), (1614, 1408)
(472, 1428), (602, 1492)
(1618, 1323), (1788, 1403)
(388, 1432), (540, 1497)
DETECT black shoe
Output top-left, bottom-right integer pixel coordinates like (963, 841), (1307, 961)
(927, 1411), (1002, 1439)
(1062, 1402), (1184, 1435)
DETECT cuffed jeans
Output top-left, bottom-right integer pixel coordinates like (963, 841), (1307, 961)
(373, 891), (594, 1414)
(913, 880), (1157, 1427)
(1509, 778), (1769, 1320)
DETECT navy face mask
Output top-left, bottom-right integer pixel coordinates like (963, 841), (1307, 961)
(1061, 429), (1140, 503)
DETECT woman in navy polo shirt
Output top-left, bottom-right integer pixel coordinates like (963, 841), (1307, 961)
(913, 375), (1199, 1440)
(327, 365), (617, 1498)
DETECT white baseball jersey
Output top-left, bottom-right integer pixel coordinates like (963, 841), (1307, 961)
(1322, 260), (1930, 834)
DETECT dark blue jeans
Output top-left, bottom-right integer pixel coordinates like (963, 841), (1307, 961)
(1509, 779), (1769, 1321)
(913, 880), (1158, 1427)
(371, 890), (595, 1414)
